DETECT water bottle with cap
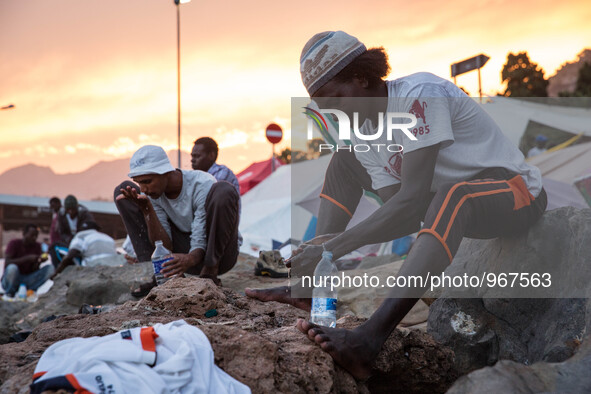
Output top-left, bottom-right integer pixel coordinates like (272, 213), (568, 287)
(310, 250), (338, 328)
(151, 241), (174, 286)
(17, 284), (27, 300)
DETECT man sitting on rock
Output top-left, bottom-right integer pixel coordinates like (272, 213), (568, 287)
(51, 220), (126, 278)
(2, 224), (54, 298)
(114, 145), (240, 297)
(246, 30), (548, 379)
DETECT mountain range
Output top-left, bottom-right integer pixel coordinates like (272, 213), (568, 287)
(0, 151), (193, 201)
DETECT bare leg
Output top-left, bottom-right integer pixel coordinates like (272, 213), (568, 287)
(245, 285), (312, 311)
(316, 198), (352, 235)
(296, 234), (449, 380)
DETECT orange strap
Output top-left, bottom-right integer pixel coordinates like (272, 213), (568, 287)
(32, 371), (46, 381)
(418, 228), (454, 262)
(66, 374), (92, 394)
(319, 193), (353, 218)
(140, 326), (159, 352)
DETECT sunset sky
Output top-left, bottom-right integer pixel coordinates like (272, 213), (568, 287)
(1, 0), (590, 176)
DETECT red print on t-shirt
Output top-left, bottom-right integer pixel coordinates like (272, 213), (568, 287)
(384, 152), (403, 180)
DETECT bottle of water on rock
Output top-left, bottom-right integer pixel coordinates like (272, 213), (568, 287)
(151, 240), (173, 286)
(310, 250), (338, 328)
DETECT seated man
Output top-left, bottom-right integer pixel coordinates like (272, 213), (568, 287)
(49, 194), (95, 267)
(191, 137), (240, 194)
(52, 220), (126, 278)
(114, 145), (240, 296)
(247, 31), (547, 379)
(2, 224), (54, 297)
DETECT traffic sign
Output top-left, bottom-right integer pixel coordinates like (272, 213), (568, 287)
(266, 123), (283, 144)
(451, 54), (490, 77)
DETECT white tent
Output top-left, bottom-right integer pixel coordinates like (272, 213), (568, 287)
(480, 96), (591, 146)
(238, 155), (331, 256)
(527, 141), (591, 210)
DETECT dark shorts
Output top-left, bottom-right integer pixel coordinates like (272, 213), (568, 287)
(419, 167), (547, 261)
(320, 151), (547, 262)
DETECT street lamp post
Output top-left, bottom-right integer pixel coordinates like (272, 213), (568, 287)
(174, 0), (190, 168)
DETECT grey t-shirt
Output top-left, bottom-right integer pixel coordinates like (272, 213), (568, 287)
(352, 72), (542, 197)
(150, 170), (215, 252)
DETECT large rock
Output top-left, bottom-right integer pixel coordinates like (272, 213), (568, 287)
(447, 300), (591, 393)
(426, 207), (591, 388)
(0, 277), (456, 393)
(0, 261), (153, 344)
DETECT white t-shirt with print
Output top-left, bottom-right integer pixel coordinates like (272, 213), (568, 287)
(351, 72), (542, 197)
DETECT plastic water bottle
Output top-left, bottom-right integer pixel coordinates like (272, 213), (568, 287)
(310, 250), (338, 328)
(41, 243), (49, 261)
(17, 284), (27, 300)
(151, 241), (173, 286)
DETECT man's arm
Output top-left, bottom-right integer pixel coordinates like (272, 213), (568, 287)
(52, 248), (82, 277)
(116, 186), (173, 250)
(5, 254), (41, 271)
(325, 144), (440, 259)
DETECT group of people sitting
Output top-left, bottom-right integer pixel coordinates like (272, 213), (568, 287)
(1, 137), (241, 300)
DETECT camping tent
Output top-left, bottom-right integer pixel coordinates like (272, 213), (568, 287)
(238, 156), (329, 255)
(480, 96), (591, 148)
(527, 141), (591, 210)
(236, 158), (283, 195)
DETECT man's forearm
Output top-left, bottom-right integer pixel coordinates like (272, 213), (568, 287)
(143, 206), (173, 251)
(5, 255), (37, 270)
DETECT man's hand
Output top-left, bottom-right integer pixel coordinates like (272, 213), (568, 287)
(116, 185), (152, 214)
(286, 244), (324, 276)
(124, 254), (139, 264)
(161, 253), (196, 277)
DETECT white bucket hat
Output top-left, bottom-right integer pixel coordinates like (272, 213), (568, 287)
(128, 145), (175, 177)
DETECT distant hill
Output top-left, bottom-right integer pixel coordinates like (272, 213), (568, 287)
(0, 151), (192, 201)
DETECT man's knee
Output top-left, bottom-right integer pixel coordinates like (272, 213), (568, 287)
(113, 180), (139, 201)
(209, 181), (239, 207)
(2, 264), (19, 285)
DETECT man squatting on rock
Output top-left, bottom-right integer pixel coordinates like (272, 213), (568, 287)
(246, 31), (547, 379)
(114, 145), (240, 287)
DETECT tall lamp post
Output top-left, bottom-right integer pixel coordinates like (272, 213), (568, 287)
(174, 0), (190, 168)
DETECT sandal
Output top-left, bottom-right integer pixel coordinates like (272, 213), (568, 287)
(131, 277), (157, 298)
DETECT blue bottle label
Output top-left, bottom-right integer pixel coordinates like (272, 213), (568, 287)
(152, 256), (174, 275)
(311, 297), (337, 314)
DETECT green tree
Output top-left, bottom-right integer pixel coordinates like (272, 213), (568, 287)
(559, 62), (591, 97)
(278, 148), (292, 164)
(501, 52), (548, 97)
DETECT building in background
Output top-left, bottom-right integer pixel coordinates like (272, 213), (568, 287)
(0, 194), (126, 258)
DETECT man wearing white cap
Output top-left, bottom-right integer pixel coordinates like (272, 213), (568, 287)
(114, 145), (240, 295)
(247, 31), (547, 379)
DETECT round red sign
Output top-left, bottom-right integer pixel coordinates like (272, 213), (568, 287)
(265, 123), (283, 144)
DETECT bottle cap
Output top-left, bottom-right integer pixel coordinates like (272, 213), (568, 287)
(321, 250), (333, 260)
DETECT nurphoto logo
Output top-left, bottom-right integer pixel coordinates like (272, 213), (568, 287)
(303, 106), (418, 153)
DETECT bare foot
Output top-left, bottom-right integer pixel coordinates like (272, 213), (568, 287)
(296, 319), (380, 380)
(245, 286), (311, 311)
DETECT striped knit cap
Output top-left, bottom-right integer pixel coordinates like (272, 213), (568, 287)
(300, 31), (367, 96)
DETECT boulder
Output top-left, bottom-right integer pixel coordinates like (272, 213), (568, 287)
(427, 208), (591, 384)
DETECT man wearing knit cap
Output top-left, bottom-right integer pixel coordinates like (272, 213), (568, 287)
(114, 145), (240, 295)
(247, 31), (547, 379)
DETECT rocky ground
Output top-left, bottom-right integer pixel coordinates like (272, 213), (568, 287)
(0, 276), (455, 393)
